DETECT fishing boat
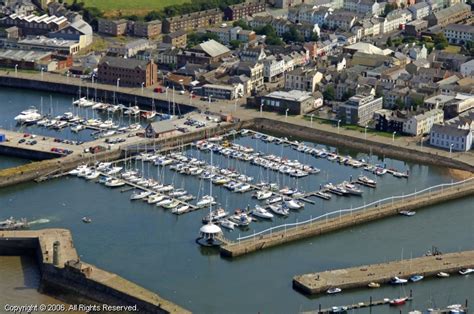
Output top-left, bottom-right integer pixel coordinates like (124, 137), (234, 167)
(399, 211), (416, 216)
(82, 217), (92, 223)
(172, 205), (189, 215)
(410, 275), (424, 282)
(390, 277), (408, 284)
(196, 195), (215, 208)
(437, 272), (450, 278)
(202, 208), (229, 224)
(368, 282), (380, 288)
(0, 217), (29, 230)
(130, 190), (152, 200)
(251, 205), (274, 219)
(459, 268), (474, 275)
(326, 287), (342, 294)
(357, 176), (377, 188)
(219, 219), (237, 230)
(284, 199), (304, 210)
(255, 190), (272, 200)
(269, 204), (289, 216)
(389, 297), (407, 306)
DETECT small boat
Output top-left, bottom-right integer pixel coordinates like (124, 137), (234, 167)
(96, 162), (113, 171)
(147, 194), (166, 204)
(105, 179), (125, 187)
(399, 210), (416, 216)
(0, 217), (29, 230)
(409, 275), (424, 282)
(390, 277), (408, 284)
(106, 166), (123, 175)
(315, 191), (331, 200)
(266, 196), (282, 205)
(230, 212), (252, 227)
(255, 190), (273, 200)
(196, 195), (215, 208)
(172, 205), (189, 215)
(437, 272), (450, 278)
(326, 287), (342, 294)
(284, 199), (304, 210)
(219, 219), (237, 230)
(130, 190), (152, 200)
(343, 182), (363, 196)
(142, 111), (157, 120)
(202, 208), (229, 224)
(162, 200), (180, 209)
(459, 268), (474, 275)
(85, 171), (101, 180)
(331, 306), (348, 313)
(389, 297), (407, 306)
(368, 282), (380, 288)
(357, 175), (377, 188)
(251, 205), (274, 219)
(71, 124), (85, 132)
(269, 204), (289, 216)
(82, 217), (92, 223)
(234, 184), (252, 193)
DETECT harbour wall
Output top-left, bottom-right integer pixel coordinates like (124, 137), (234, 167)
(250, 118), (474, 173)
(0, 229), (189, 313)
(293, 250), (474, 295)
(0, 144), (61, 160)
(220, 179), (474, 258)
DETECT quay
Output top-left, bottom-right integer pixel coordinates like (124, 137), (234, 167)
(0, 229), (189, 313)
(292, 250), (474, 295)
(219, 178), (474, 258)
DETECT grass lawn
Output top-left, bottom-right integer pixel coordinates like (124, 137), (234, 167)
(65, 0), (190, 16)
(443, 45), (462, 54)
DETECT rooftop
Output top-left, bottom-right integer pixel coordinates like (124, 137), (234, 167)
(18, 36), (78, 48)
(0, 48), (51, 62)
(192, 39), (230, 58)
(99, 56), (150, 70)
(444, 24), (474, 34)
(264, 90), (313, 102)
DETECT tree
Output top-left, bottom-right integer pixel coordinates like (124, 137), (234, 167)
(383, 3), (398, 17)
(386, 36), (393, 47)
(229, 40), (241, 50)
(342, 90), (355, 101)
(433, 33), (448, 50)
(323, 86), (335, 101)
(282, 25), (304, 43)
(145, 10), (162, 22)
(395, 98), (404, 110)
(233, 19), (251, 30)
(310, 31), (319, 42)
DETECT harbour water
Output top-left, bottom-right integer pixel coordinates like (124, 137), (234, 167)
(1, 88), (473, 313)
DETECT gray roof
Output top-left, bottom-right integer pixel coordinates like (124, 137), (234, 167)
(408, 2), (429, 11)
(193, 39), (230, 58)
(432, 3), (470, 20)
(99, 56), (150, 70)
(431, 123), (471, 137)
(264, 90), (313, 102)
(444, 24), (474, 34)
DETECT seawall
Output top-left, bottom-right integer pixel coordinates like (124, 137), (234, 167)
(220, 179), (474, 258)
(0, 229), (189, 313)
(250, 118), (474, 173)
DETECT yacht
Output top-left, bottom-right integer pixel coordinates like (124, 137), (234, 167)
(251, 205), (273, 219)
(202, 208), (229, 224)
(255, 190), (272, 200)
(105, 178), (125, 187)
(106, 166), (123, 175)
(172, 205), (190, 215)
(357, 175), (377, 188)
(96, 162), (112, 171)
(284, 199), (304, 210)
(219, 219), (237, 230)
(14, 108), (42, 124)
(234, 184), (252, 193)
(85, 171), (101, 180)
(68, 165), (89, 176)
(71, 124), (85, 132)
(147, 194), (166, 204)
(459, 268), (474, 275)
(196, 195), (215, 208)
(0, 217), (29, 230)
(268, 203), (289, 216)
(390, 277), (408, 284)
(315, 191), (331, 200)
(229, 211), (252, 227)
(343, 182), (363, 196)
(162, 200), (180, 209)
(266, 196), (282, 205)
(326, 287), (342, 294)
(124, 106), (140, 116)
(130, 190), (152, 200)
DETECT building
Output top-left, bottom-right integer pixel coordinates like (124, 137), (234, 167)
(429, 110), (473, 151)
(17, 36), (80, 54)
(344, 0), (380, 15)
(284, 67), (323, 93)
(407, 2), (430, 20)
(382, 9), (412, 34)
(49, 15), (92, 50)
(145, 120), (179, 138)
(97, 19), (127, 36)
(0, 13), (68, 36)
(427, 3), (471, 27)
(98, 56), (157, 87)
(338, 94), (383, 125)
(202, 83), (244, 100)
(0, 48), (71, 71)
(162, 30), (187, 48)
(259, 90), (316, 115)
(162, 9), (223, 34)
(325, 10), (357, 31)
(224, 0), (265, 21)
(444, 24), (474, 45)
(236, 61), (264, 92)
(274, 0), (304, 9)
(109, 39), (151, 58)
(132, 20), (162, 38)
(262, 56), (285, 82)
(402, 109), (444, 136)
(178, 39), (231, 67)
(374, 109), (407, 133)
(404, 19), (428, 37)
(460, 59), (474, 77)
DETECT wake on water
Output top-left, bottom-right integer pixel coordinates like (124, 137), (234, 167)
(29, 219), (50, 225)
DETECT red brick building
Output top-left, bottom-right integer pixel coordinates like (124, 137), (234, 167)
(224, 0), (266, 21)
(98, 56), (157, 87)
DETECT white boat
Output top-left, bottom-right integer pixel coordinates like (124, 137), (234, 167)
(163, 200), (180, 209)
(196, 195), (215, 208)
(251, 205), (274, 219)
(234, 184), (252, 193)
(230, 212), (252, 226)
(219, 219), (237, 230)
(459, 268), (474, 275)
(130, 190), (152, 200)
(147, 194), (166, 204)
(266, 196), (282, 205)
(156, 185), (174, 193)
(172, 205), (189, 214)
(357, 175), (377, 187)
(85, 171), (101, 180)
(142, 111), (157, 120)
(326, 287), (342, 294)
(202, 208), (229, 224)
(255, 190), (272, 200)
(106, 166), (123, 175)
(124, 106), (140, 116)
(343, 182), (363, 195)
(68, 165), (89, 176)
(96, 162), (112, 171)
(14, 108), (42, 124)
(390, 277), (408, 284)
(437, 272), (450, 278)
(156, 198), (172, 207)
(269, 204), (289, 216)
(105, 179), (125, 187)
(71, 124), (85, 132)
(284, 199), (304, 210)
(399, 210), (416, 216)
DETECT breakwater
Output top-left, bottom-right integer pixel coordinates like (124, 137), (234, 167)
(251, 118), (474, 173)
(0, 229), (189, 313)
(220, 178), (474, 258)
(293, 250), (474, 295)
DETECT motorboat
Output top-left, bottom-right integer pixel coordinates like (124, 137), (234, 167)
(459, 268), (474, 275)
(357, 176), (377, 188)
(14, 108), (42, 124)
(266, 196), (282, 205)
(389, 298), (407, 306)
(71, 124), (85, 132)
(168, 189), (188, 197)
(162, 200), (180, 209)
(374, 167), (387, 176)
(234, 184), (252, 193)
(85, 171), (101, 180)
(343, 182), (363, 196)
(156, 198), (172, 207)
(255, 190), (272, 200)
(399, 211), (416, 216)
(82, 217), (92, 223)
(437, 272), (450, 278)
(147, 194), (166, 204)
(178, 194), (194, 202)
(130, 190), (152, 200)
(105, 179), (125, 187)
(172, 205), (189, 215)
(315, 191), (331, 200)
(390, 277), (408, 284)
(279, 187), (296, 196)
(202, 208), (229, 224)
(106, 166), (123, 175)
(196, 195), (215, 208)
(324, 183), (347, 196)
(0, 217), (29, 230)
(284, 199), (304, 210)
(219, 219), (237, 230)
(69, 165), (89, 176)
(326, 287), (342, 294)
(96, 162), (112, 171)
(229, 212), (252, 227)
(251, 205), (274, 219)
(269, 204), (289, 216)
(409, 275), (424, 282)
(368, 282), (380, 288)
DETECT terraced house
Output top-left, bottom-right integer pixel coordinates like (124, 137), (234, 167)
(162, 9), (223, 34)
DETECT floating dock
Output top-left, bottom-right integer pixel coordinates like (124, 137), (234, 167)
(293, 250), (474, 295)
(0, 229), (189, 313)
(219, 178), (474, 258)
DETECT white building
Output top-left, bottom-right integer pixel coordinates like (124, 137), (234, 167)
(430, 110), (473, 152)
(262, 56), (285, 82)
(284, 68), (322, 93)
(202, 83), (244, 100)
(444, 24), (474, 45)
(408, 2), (431, 20)
(382, 9), (412, 34)
(403, 109), (444, 136)
(460, 59), (474, 77)
(344, 0), (380, 15)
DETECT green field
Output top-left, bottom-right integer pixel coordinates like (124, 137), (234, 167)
(66, 0), (190, 16)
